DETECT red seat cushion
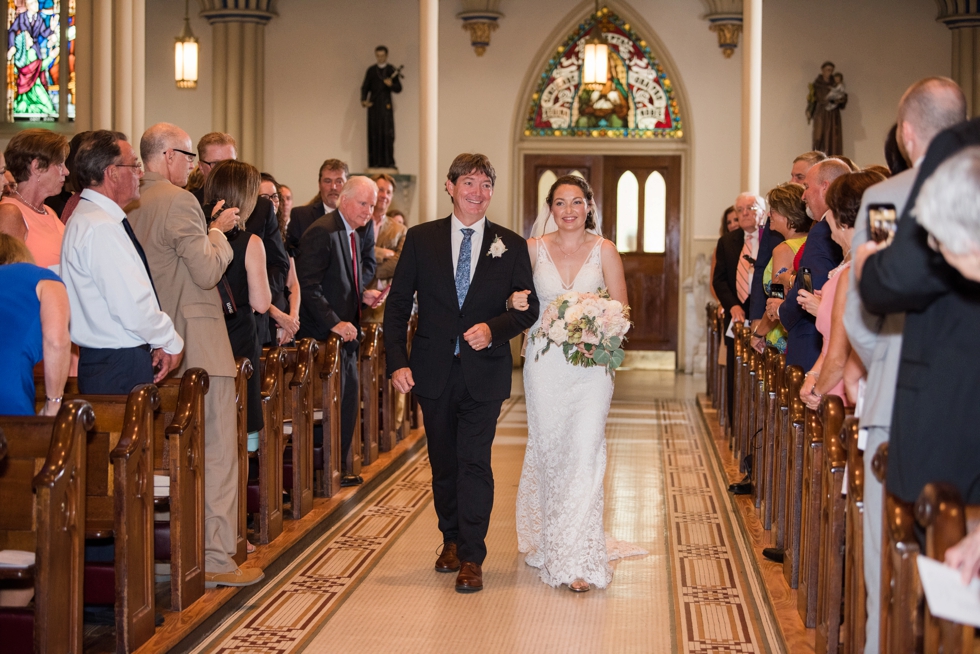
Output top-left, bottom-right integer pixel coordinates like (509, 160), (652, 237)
(83, 561), (115, 605)
(154, 521), (171, 561)
(0, 607), (35, 654)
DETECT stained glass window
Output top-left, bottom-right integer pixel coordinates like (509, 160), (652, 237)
(524, 7), (682, 139)
(6, 0), (74, 122)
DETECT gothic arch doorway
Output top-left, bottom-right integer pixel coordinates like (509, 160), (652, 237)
(512, 3), (692, 364)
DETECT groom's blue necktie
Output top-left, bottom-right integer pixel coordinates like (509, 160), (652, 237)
(455, 228), (475, 355)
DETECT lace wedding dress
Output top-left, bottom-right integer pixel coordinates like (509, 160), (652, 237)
(516, 237), (645, 589)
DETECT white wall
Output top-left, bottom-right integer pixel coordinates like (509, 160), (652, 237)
(144, 0), (950, 237)
(759, 0), (950, 195)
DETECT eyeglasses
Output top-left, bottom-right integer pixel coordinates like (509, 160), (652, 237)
(113, 161), (143, 172)
(200, 159), (219, 167)
(259, 193), (281, 205)
(171, 148), (196, 160)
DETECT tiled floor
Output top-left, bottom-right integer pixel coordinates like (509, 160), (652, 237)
(190, 371), (781, 653)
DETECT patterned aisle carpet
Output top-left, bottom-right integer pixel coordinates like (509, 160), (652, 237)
(190, 396), (781, 653)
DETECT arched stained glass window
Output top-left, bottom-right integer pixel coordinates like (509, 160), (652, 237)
(616, 171), (638, 252)
(537, 169), (557, 211)
(6, 0), (75, 122)
(644, 171), (666, 253)
(524, 7), (682, 139)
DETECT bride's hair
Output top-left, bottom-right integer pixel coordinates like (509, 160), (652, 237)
(546, 175), (596, 231)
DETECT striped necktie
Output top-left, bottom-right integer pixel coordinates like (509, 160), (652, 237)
(736, 233), (753, 304)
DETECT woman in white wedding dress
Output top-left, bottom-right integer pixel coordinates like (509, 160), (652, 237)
(509, 175), (634, 592)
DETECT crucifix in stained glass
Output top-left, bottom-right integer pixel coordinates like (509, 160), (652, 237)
(6, 0), (73, 122)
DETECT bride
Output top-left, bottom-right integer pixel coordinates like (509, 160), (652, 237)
(508, 175), (632, 592)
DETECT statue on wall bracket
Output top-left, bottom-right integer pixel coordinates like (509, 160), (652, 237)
(807, 61), (847, 156)
(361, 45), (403, 170)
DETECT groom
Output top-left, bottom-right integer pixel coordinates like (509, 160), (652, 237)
(384, 153), (539, 593)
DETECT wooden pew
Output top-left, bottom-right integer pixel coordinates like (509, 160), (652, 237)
(753, 346), (777, 513)
(313, 335), (343, 497)
(842, 419), (866, 654)
(782, 365), (807, 589)
(798, 396), (844, 628)
(360, 324), (382, 466)
(404, 314), (421, 436)
(250, 347), (285, 544)
(705, 302), (718, 402)
(749, 342), (767, 510)
(734, 324), (750, 466)
(873, 443), (923, 654)
(154, 369), (209, 611)
(282, 339), (318, 520)
(761, 350), (785, 532)
(232, 358), (252, 565)
(772, 356), (791, 552)
(915, 483), (974, 654)
(378, 329), (398, 453)
(815, 410), (852, 654)
(60, 384), (159, 652)
(716, 312), (728, 434)
(0, 400), (92, 654)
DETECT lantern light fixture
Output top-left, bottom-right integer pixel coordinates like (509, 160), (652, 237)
(175, 0), (198, 89)
(582, 2), (609, 85)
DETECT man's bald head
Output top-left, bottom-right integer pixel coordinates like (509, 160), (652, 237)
(0, 203), (27, 241)
(802, 158), (850, 220)
(734, 192), (766, 231)
(337, 176), (378, 229)
(141, 123), (195, 186)
(898, 77), (967, 163)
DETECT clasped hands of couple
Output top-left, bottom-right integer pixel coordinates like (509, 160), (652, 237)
(390, 288), (534, 395)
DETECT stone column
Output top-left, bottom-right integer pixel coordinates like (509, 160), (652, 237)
(420, 0), (439, 222)
(740, 0), (761, 194)
(76, 0), (144, 137)
(200, 0), (277, 167)
(937, 1), (980, 117)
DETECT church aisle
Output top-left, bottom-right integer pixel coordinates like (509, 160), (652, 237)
(190, 373), (781, 653)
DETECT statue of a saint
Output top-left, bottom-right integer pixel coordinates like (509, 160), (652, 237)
(806, 61), (847, 156)
(361, 45), (403, 170)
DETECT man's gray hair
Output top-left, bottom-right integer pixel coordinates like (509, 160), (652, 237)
(338, 175), (378, 203)
(140, 122), (187, 162)
(916, 146), (980, 255)
(737, 191), (767, 214)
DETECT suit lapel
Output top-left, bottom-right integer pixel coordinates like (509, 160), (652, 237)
(335, 212), (356, 288)
(433, 216), (457, 296)
(462, 220), (495, 310)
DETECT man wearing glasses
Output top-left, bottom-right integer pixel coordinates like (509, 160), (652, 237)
(60, 129), (184, 395)
(193, 131), (289, 346)
(128, 122), (265, 589)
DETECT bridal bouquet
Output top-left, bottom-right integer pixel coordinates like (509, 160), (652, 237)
(532, 289), (630, 371)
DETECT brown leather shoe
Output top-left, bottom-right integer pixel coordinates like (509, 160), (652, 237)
(434, 542), (460, 573)
(455, 561), (483, 593)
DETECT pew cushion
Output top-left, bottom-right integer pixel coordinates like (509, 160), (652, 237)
(247, 481), (260, 514)
(283, 446), (293, 491)
(313, 445), (323, 469)
(154, 521), (171, 561)
(0, 607), (34, 654)
(83, 561), (115, 605)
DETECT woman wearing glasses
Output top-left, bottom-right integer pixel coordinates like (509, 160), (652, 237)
(260, 172), (301, 344)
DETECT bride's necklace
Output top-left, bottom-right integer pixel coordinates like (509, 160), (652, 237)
(14, 190), (46, 215)
(554, 235), (588, 258)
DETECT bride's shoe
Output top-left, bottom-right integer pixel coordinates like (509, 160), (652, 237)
(569, 579), (591, 593)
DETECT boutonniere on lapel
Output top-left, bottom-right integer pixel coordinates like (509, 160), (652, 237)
(487, 234), (507, 258)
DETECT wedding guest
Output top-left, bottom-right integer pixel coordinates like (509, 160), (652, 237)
(261, 172), (300, 343)
(387, 208), (405, 225)
(750, 183), (809, 354)
(362, 173), (406, 323)
(204, 160), (272, 440)
(0, 234), (70, 416)
(2, 129), (69, 268)
(128, 122), (263, 588)
(279, 184), (293, 225)
(799, 170), (884, 409)
(709, 205), (739, 309)
(60, 130), (184, 395)
(778, 158), (849, 370)
(46, 130), (92, 223)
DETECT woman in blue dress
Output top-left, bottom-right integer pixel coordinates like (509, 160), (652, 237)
(0, 234), (70, 415)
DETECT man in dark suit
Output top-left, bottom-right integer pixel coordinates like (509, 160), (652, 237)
(857, 114), (980, 510)
(713, 192), (764, 433)
(749, 151), (826, 352)
(384, 153), (538, 593)
(778, 158), (849, 371)
(192, 132), (290, 345)
(286, 158), (376, 287)
(295, 176), (383, 487)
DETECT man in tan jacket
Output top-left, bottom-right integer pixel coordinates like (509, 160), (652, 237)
(128, 123), (264, 588)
